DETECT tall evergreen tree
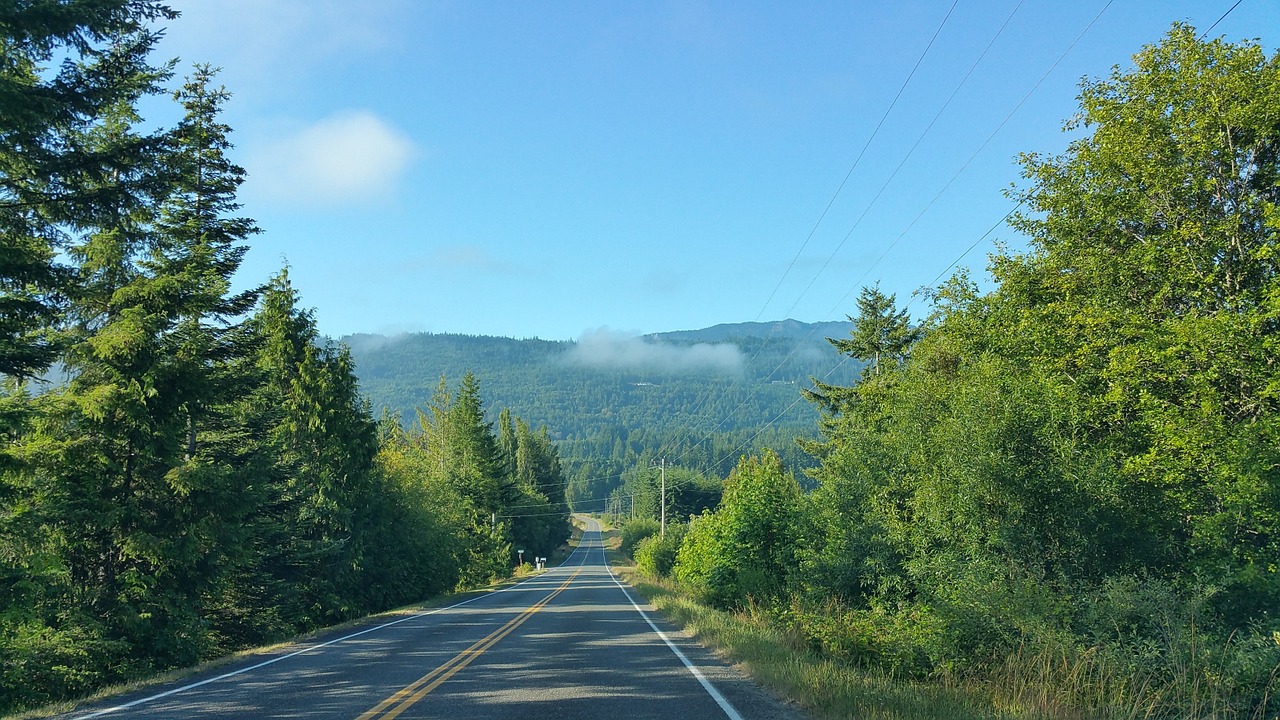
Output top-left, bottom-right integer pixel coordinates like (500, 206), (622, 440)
(0, 0), (176, 382)
(497, 406), (518, 478)
(25, 60), (258, 669)
(444, 371), (507, 513)
(835, 284), (920, 378)
(804, 284), (919, 417)
(248, 270), (380, 627)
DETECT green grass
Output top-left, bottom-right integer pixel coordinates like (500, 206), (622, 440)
(620, 570), (1012, 720)
(616, 569), (1280, 720)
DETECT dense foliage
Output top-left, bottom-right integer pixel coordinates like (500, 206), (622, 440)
(4, 7), (1276, 719)
(632, 27), (1280, 718)
(0, 4), (566, 713)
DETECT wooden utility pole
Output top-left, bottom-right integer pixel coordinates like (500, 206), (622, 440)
(652, 458), (666, 538)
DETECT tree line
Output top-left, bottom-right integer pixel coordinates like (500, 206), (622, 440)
(626, 27), (1279, 718)
(0, 3), (567, 713)
(342, 324), (861, 445)
(343, 325), (850, 511)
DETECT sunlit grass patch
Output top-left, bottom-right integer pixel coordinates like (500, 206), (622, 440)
(621, 571), (1011, 720)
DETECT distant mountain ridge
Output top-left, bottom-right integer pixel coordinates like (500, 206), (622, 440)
(341, 319), (861, 478)
(646, 319), (852, 344)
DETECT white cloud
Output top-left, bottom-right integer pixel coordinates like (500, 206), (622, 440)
(163, 0), (408, 77)
(384, 245), (520, 277)
(247, 111), (417, 205)
(567, 328), (744, 376)
(430, 245), (518, 274)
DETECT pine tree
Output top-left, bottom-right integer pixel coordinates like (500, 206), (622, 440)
(0, 4), (179, 706)
(833, 284), (920, 377)
(26, 61), (259, 669)
(0, 1), (176, 382)
(804, 284), (919, 417)
(248, 270), (380, 627)
(497, 407), (518, 479)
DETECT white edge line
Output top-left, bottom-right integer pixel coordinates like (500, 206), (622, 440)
(594, 523), (745, 720)
(70, 542), (590, 719)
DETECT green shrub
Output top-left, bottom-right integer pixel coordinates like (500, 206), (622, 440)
(635, 523), (685, 577)
(0, 617), (135, 715)
(787, 597), (946, 679)
(1064, 575), (1280, 717)
(620, 517), (661, 557)
(673, 452), (801, 609)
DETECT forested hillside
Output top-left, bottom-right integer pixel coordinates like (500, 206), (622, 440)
(344, 320), (862, 510)
(344, 320), (856, 442)
(0, 4), (567, 714)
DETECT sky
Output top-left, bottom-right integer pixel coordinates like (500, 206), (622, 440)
(149, 1), (1278, 341)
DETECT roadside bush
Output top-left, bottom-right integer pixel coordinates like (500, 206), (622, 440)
(0, 618), (134, 714)
(621, 517), (661, 557)
(635, 523), (686, 577)
(787, 597), (947, 679)
(1060, 575), (1280, 717)
(674, 451), (801, 609)
(674, 513), (746, 610)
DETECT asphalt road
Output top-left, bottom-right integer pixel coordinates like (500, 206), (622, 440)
(58, 519), (807, 720)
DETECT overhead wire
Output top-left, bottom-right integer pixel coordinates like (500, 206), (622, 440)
(696, 0), (1120, 475)
(707, 205), (1017, 472)
(1200, 0), (1244, 39)
(917, 202), (1023, 299)
(658, 0), (1029, 467)
(753, 0), (961, 323)
(775, 0), (1027, 322)
(571, 0), (1128, 508)
(627, 203), (1019, 493)
(653, 0), (970, 462)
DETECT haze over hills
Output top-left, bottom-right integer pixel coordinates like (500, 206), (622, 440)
(342, 319), (863, 479)
(344, 320), (858, 428)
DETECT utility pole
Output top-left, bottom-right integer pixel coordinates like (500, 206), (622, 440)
(651, 457), (666, 538)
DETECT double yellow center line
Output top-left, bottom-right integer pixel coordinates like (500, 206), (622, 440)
(357, 568), (582, 719)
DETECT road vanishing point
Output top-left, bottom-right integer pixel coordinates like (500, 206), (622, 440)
(57, 518), (806, 720)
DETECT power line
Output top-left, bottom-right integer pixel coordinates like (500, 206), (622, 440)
(916, 202), (1023, 302)
(665, 1), (1033, 467)
(693, 0), (1121, 468)
(657, 1), (1022, 465)
(753, 0), (962, 323)
(662, 0), (965, 450)
(1200, 0), (1244, 39)
(774, 0), (1026, 324)
(816, 0), (1116, 329)
(577, 2), (1117, 497)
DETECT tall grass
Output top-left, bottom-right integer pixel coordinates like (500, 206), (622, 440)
(990, 630), (1280, 720)
(622, 570), (1280, 720)
(625, 572), (1010, 720)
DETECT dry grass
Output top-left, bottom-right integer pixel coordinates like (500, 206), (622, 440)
(987, 637), (1279, 720)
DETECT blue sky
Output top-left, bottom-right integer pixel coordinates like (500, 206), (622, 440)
(152, 1), (1277, 341)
